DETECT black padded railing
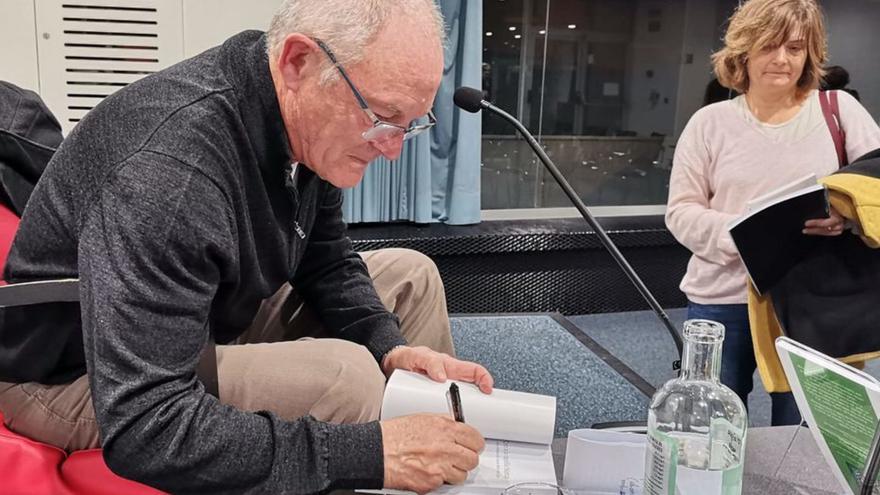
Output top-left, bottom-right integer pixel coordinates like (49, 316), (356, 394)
(349, 217), (689, 315)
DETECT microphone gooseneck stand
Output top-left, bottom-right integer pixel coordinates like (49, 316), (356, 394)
(454, 87), (683, 369)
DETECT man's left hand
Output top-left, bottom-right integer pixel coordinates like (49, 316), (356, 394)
(381, 346), (494, 394)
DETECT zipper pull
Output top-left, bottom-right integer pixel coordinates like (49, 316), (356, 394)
(293, 221), (306, 239)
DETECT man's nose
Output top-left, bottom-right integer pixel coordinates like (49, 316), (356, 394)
(372, 134), (405, 161)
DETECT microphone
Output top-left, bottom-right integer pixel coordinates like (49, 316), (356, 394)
(455, 86), (683, 368)
(453, 87), (487, 113)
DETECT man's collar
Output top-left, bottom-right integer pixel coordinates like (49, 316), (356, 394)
(220, 31), (294, 183)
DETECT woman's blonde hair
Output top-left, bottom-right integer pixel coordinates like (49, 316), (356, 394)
(711, 0), (827, 98)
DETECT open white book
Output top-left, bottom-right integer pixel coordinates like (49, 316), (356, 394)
(776, 337), (880, 494)
(376, 370), (558, 494)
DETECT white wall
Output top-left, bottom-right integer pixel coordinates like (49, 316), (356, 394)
(0, 0), (40, 91)
(0, 0), (283, 125)
(672, 0), (880, 125)
(182, 0), (281, 58)
(623, 0), (686, 138)
(823, 0), (880, 120)
(673, 0), (721, 138)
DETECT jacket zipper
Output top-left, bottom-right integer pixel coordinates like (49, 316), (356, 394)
(285, 163), (306, 240)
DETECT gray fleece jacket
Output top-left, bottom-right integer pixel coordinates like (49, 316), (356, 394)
(0, 30), (406, 493)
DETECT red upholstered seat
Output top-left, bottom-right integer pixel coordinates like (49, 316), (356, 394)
(0, 411), (164, 495)
(0, 203), (165, 494)
(0, 202), (19, 277)
(0, 410), (67, 494)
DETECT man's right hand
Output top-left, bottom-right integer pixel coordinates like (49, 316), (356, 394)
(380, 414), (484, 494)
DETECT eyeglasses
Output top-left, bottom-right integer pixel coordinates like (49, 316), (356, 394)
(314, 39), (436, 143)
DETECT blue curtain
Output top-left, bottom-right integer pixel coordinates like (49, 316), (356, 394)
(342, 0), (482, 225)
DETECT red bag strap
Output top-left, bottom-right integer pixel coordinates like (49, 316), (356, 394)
(818, 90), (848, 168)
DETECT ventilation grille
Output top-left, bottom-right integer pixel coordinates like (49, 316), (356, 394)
(36, 0), (184, 134)
(60, 3), (160, 125)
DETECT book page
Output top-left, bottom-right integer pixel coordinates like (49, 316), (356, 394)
(746, 173), (818, 213)
(358, 441), (556, 495)
(777, 338), (880, 494)
(729, 183), (826, 230)
(381, 371), (557, 445)
(434, 440), (557, 494)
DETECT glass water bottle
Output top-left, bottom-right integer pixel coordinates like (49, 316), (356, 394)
(644, 319), (748, 495)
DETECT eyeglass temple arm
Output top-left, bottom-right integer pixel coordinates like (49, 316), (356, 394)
(314, 39), (435, 131)
(313, 39), (372, 112)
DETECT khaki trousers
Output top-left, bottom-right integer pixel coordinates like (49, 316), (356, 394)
(0, 248), (453, 452)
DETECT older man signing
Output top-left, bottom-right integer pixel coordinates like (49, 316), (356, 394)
(0, 1), (493, 493)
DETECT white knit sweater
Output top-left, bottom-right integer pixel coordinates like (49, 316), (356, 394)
(666, 90), (880, 304)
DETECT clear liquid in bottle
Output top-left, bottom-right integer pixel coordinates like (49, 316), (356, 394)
(644, 319), (747, 495)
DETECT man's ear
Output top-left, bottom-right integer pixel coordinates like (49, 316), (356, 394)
(275, 33), (319, 92)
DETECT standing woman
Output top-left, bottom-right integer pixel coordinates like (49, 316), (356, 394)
(666, 0), (880, 425)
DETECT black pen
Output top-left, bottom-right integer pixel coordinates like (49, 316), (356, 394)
(446, 382), (465, 423)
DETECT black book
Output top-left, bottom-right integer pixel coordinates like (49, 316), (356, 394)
(728, 178), (829, 295)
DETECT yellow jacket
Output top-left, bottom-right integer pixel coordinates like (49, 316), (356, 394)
(749, 157), (880, 392)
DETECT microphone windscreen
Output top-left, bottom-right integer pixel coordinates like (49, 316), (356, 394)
(454, 87), (485, 113)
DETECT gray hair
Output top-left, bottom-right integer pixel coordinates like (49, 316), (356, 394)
(266, 0), (445, 85)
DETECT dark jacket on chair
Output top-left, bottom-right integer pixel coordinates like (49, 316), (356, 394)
(0, 81), (63, 216)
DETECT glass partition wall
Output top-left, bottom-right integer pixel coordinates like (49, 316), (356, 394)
(480, 0), (880, 214)
(481, 0), (700, 212)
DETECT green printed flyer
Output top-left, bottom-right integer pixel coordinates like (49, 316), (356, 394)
(791, 354), (879, 493)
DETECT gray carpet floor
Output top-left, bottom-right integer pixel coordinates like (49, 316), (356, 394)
(569, 308), (880, 427)
(451, 311), (880, 431)
(449, 315), (648, 438)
